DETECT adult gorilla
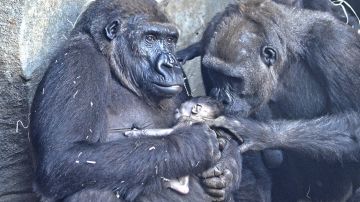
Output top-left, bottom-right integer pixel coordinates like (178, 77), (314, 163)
(30, 0), (241, 201)
(178, 0), (360, 201)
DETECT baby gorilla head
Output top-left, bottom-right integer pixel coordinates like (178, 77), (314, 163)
(175, 97), (224, 122)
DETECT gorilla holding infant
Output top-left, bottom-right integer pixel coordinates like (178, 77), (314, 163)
(30, 0), (241, 201)
(30, 0), (360, 201)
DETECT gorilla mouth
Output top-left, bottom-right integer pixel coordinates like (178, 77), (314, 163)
(153, 83), (183, 95)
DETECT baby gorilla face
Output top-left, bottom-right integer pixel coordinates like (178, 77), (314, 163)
(175, 97), (224, 121)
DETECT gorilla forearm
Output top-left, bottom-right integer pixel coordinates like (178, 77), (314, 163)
(268, 112), (360, 162)
(37, 132), (214, 200)
(231, 112), (360, 162)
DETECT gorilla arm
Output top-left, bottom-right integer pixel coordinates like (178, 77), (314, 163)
(30, 38), (220, 201)
(200, 138), (242, 202)
(123, 125), (242, 200)
(211, 113), (360, 163)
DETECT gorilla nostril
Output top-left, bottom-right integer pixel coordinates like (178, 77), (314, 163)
(209, 88), (220, 98)
(162, 62), (173, 69)
(219, 90), (232, 106)
(221, 98), (231, 105)
(210, 88), (232, 105)
(155, 53), (174, 77)
(168, 54), (176, 65)
(220, 95), (231, 105)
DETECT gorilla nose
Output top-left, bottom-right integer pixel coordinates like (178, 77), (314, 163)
(155, 53), (177, 77)
(210, 88), (232, 105)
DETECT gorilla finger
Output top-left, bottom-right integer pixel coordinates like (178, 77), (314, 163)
(203, 177), (226, 189)
(124, 131), (139, 137)
(214, 149), (222, 161)
(239, 142), (254, 153)
(209, 116), (228, 127)
(218, 138), (227, 151)
(206, 188), (226, 198)
(201, 166), (223, 178)
(211, 137), (222, 161)
(212, 196), (226, 202)
(222, 169), (234, 182)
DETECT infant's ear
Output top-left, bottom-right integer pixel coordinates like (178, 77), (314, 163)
(191, 104), (202, 115)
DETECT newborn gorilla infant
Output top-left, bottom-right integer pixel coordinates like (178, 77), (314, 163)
(126, 97), (224, 137)
(124, 97), (225, 195)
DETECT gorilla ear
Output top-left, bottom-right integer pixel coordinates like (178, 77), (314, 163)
(191, 104), (202, 115)
(105, 20), (120, 40)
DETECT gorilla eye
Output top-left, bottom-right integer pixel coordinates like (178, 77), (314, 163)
(261, 46), (277, 67)
(145, 34), (157, 43)
(166, 37), (177, 44)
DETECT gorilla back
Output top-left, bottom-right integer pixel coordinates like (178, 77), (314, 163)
(30, 0), (220, 201)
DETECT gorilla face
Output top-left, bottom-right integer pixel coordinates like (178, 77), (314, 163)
(201, 5), (286, 117)
(106, 15), (184, 99)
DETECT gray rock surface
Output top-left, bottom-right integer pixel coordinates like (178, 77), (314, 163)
(0, 0), (37, 201)
(0, 0), (234, 201)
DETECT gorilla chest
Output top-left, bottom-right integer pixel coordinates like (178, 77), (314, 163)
(269, 64), (328, 119)
(106, 93), (176, 140)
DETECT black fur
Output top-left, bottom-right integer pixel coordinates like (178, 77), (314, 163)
(29, 0), (230, 201)
(178, 0), (360, 201)
(177, 1), (279, 202)
(274, 0), (360, 29)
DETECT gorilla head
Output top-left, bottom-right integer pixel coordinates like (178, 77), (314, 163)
(200, 1), (287, 117)
(74, 0), (183, 99)
(178, 0), (359, 118)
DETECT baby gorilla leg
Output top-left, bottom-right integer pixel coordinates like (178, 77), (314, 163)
(124, 128), (174, 137)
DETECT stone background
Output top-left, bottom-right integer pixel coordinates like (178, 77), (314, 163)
(0, 0), (234, 201)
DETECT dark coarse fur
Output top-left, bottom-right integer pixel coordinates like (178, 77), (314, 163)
(178, 0), (360, 201)
(29, 0), (228, 201)
(273, 0), (360, 29)
(178, 2), (278, 202)
(179, 1), (360, 202)
(348, 188), (360, 202)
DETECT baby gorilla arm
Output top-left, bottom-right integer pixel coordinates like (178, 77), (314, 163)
(124, 128), (174, 137)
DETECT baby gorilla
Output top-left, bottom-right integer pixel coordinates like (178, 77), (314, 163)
(124, 97), (225, 195)
(126, 97), (223, 136)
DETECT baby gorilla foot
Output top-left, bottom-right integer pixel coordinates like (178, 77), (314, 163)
(165, 176), (190, 195)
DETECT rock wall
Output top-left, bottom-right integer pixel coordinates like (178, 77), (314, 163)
(0, 0), (234, 201)
(0, 1), (37, 201)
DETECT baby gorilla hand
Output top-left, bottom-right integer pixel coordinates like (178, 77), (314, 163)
(200, 139), (242, 202)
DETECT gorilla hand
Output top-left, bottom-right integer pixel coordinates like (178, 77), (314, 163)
(209, 116), (274, 153)
(176, 42), (202, 65)
(200, 138), (242, 201)
(171, 122), (222, 169)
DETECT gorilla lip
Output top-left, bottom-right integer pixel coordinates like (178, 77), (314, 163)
(153, 83), (183, 94)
